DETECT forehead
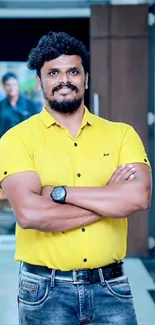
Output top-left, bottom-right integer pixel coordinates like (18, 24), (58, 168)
(42, 54), (83, 70)
(5, 78), (18, 85)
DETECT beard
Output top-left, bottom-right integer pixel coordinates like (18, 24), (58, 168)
(47, 98), (82, 114)
(42, 82), (84, 114)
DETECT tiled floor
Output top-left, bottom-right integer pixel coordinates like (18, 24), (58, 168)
(0, 236), (155, 325)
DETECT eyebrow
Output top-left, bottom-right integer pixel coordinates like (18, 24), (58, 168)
(48, 66), (81, 72)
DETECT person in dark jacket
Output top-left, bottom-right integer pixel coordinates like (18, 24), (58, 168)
(0, 72), (40, 137)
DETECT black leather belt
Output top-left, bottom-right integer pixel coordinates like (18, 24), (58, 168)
(22, 261), (124, 284)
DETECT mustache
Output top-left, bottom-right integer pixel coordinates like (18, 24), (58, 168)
(52, 83), (78, 95)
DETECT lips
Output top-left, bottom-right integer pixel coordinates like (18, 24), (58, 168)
(52, 83), (78, 95)
(57, 87), (73, 94)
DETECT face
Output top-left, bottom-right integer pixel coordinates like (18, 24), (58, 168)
(3, 78), (19, 98)
(37, 54), (88, 114)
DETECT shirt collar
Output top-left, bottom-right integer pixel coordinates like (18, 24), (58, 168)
(81, 106), (93, 128)
(39, 105), (93, 128)
(39, 106), (58, 128)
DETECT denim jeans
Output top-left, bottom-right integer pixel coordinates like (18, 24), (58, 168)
(18, 266), (138, 325)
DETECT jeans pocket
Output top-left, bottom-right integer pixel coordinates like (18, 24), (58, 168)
(105, 275), (133, 299)
(18, 271), (50, 306)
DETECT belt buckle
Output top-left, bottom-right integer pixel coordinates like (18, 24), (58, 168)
(72, 269), (96, 284)
(72, 270), (90, 284)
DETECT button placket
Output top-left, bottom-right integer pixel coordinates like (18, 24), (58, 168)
(80, 229), (89, 267)
(72, 139), (81, 182)
(83, 258), (87, 263)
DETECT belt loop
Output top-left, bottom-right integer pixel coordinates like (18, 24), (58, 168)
(99, 268), (105, 284)
(51, 269), (55, 287)
(19, 261), (23, 274)
(73, 270), (77, 283)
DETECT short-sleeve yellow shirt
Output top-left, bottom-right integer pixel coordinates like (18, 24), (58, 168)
(0, 106), (150, 270)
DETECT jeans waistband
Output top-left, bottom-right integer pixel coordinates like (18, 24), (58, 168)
(22, 261), (124, 284)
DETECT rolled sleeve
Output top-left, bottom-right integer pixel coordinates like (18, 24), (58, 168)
(0, 129), (35, 187)
(118, 124), (151, 168)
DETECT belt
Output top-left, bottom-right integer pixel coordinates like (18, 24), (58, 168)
(22, 261), (124, 284)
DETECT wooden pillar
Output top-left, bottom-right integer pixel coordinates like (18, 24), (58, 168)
(90, 4), (149, 255)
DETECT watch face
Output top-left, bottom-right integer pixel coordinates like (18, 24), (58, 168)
(52, 186), (66, 201)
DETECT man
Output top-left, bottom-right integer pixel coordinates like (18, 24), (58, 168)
(0, 32), (152, 325)
(0, 71), (40, 234)
(0, 72), (39, 137)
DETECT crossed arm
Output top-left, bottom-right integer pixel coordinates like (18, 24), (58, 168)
(1, 163), (152, 232)
(65, 164), (151, 218)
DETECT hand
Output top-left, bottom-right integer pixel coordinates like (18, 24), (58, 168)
(107, 164), (136, 185)
(41, 186), (53, 197)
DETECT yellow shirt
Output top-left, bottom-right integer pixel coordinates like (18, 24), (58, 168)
(0, 106), (150, 270)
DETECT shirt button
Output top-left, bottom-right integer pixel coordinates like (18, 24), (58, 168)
(83, 258), (87, 263)
(74, 143), (78, 147)
(82, 228), (86, 232)
(77, 173), (81, 177)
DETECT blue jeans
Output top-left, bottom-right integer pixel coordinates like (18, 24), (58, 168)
(18, 266), (138, 325)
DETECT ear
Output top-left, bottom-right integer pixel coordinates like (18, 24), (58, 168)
(85, 73), (89, 90)
(36, 75), (42, 91)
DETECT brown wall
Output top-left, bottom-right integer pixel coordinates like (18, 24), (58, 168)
(90, 4), (149, 255)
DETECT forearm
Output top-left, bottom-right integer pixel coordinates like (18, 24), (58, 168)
(16, 193), (101, 232)
(66, 180), (150, 218)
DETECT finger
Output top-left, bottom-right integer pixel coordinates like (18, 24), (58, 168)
(128, 174), (135, 180)
(112, 164), (134, 180)
(118, 164), (126, 170)
(118, 164), (135, 175)
(108, 164), (136, 184)
(122, 168), (136, 180)
(109, 164), (126, 183)
(120, 166), (136, 177)
(115, 165), (135, 181)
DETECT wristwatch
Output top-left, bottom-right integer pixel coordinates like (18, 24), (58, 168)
(50, 186), (67, 203)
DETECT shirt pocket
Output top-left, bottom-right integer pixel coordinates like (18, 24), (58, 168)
(81, 152), (117, 187)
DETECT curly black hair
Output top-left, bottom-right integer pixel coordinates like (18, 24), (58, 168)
(27, 31), (89, 77)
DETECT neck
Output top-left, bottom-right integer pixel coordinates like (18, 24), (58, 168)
(9, 95), (18, 106)
(45, 101), (85, 130)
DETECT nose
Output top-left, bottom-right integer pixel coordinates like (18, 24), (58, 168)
(58, 72), (70, 84)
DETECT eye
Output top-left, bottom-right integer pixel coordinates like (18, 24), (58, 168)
(49, 71), (58, 76)
(69, 69), (79, 75)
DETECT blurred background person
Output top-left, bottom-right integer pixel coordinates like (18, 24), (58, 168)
(0, 71), (40, 231)
(0, 72), (40, 137)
